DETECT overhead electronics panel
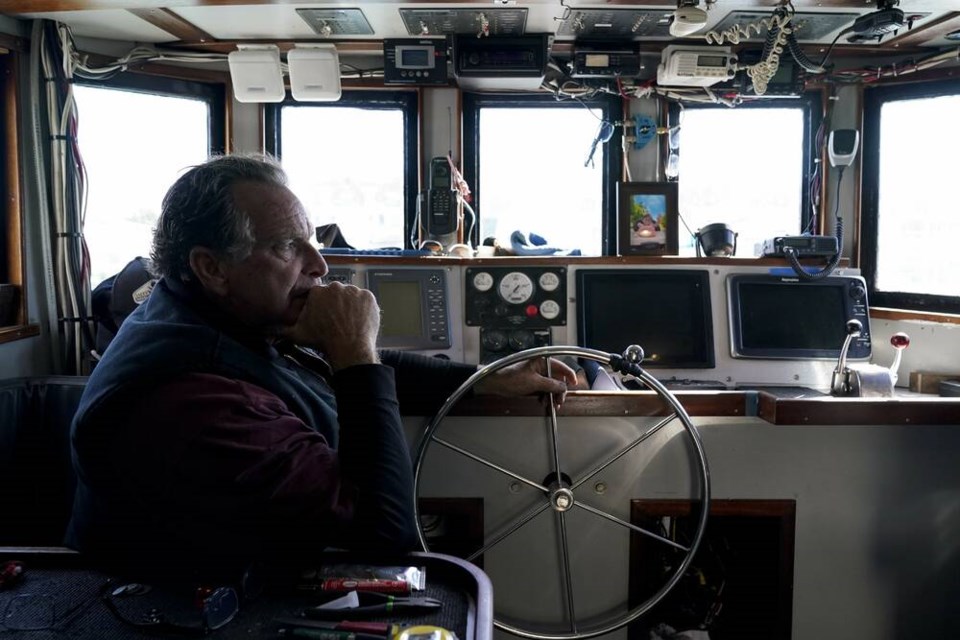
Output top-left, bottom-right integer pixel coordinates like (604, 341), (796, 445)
(707, 11), (859, 42)
(399, 9), (527, 37)
(557, 9), (673, 39)
(383, 38), (450, 85)
(453, 34), (549, 91)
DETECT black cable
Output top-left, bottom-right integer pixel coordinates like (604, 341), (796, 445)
(787, 166), (845, 281)
(786, 31), (828, 74)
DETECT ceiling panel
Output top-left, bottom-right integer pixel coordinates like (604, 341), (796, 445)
(15, 9), (175, 43)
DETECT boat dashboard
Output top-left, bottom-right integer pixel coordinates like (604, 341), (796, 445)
(324, 255), (872, 394)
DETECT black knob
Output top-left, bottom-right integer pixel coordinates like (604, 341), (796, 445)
(849, 284), (866, 300)
(846, 319), (863, 336)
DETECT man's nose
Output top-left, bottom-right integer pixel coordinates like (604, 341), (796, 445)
(304, 243), (327, 279)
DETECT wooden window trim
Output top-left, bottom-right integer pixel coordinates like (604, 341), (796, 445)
(1, 50), (36, 341)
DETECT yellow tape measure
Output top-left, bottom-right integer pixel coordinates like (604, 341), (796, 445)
(394, 625), (458, 640)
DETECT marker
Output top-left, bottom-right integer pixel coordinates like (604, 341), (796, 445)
(273, 617), (397, 637)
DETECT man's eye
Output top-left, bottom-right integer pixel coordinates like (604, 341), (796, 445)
(274, 241), (297, 257)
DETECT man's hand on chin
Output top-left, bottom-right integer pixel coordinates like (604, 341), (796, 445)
(279, 284), (381, 371)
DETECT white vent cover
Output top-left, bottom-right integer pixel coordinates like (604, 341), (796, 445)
(288, 45), (342, 102)
(227, 45), (285, 103)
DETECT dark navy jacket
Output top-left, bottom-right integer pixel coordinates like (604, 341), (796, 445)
(65, 278), (474, 564)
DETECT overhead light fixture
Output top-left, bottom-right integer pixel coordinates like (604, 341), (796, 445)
(670, 0), (708, 38)
(227, 45), (285, 103)
(287, 45), (342, 102)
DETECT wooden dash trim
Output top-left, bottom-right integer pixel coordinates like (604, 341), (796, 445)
(0, 324), (40, 344)
(870, 307), (960, 326)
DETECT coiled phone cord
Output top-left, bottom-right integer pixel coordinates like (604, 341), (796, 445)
(785, 167), (845, 281)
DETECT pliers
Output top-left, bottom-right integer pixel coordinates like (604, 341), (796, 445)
(304, 592), (442, 619)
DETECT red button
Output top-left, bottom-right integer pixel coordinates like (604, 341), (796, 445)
(525, 305), (538, 317)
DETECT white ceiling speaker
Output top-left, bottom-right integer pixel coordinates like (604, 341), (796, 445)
(669, 1), (709, 38)
(227, 45), (285, 103)
(288, 45), (342, 102)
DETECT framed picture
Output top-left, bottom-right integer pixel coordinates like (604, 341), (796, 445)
(618, 182), (679, 256)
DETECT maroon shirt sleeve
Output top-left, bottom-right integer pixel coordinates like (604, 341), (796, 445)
(108, 367), (415, 555)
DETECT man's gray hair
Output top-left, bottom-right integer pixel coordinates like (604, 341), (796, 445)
(151, 153), (289, 281)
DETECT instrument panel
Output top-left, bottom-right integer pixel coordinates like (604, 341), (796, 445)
(465, 266), (567, 363)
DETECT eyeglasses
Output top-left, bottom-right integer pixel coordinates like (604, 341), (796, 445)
(102, 581), (239, 636)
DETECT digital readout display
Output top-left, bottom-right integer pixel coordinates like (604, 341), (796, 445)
(697, 55), (727, 68)
(398, 47), (432, 68)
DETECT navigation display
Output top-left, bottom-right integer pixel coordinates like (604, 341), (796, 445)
(576, 269), (715, 368)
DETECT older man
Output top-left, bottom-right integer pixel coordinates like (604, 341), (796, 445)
(66, 154), (575, 564)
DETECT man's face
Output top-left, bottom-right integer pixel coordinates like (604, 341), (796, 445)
(218, 181), (327, 331)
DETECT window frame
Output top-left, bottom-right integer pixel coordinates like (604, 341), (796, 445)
(264, 90), (419, 249)
(861, 78), (960, 314)
(667, 93), (821, 243)
(462, 92), (623, 254)
(75, 72), (227, 156)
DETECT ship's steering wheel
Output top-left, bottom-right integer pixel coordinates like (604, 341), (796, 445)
(414, 346), (711, 640)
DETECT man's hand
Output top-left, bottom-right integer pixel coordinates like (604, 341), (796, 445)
(281, 283), (380, 370)
(474, 357), (579, 406)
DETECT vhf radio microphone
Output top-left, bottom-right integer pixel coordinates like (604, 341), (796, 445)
(425, 157), (456, 237)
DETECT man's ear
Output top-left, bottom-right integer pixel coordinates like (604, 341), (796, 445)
(188, 247), (230, 296)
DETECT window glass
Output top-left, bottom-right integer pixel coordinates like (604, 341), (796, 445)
(280, 105), (406, 249)
(477, 107), (605, 256)
(875, 94), (960, 297)
(74, 85), (210, 285)
(676, 107), (805, 257)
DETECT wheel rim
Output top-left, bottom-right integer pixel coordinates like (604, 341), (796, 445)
(414, 346), (711, 640)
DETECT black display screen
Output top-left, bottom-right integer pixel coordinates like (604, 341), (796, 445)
(739, 284), (846, 350)
(576, 269), (715, 368)
(728, 274), (871, 359)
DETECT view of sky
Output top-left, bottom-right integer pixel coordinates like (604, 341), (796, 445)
(677, 107), (804, 257)
(73, 85), (209, 285)
(878, 94), (960, 297)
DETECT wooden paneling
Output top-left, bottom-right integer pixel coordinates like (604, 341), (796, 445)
(2, 52), (27, 330)
(883, 11), (960, 49)
(127, 8), (214, 42)
(871, 306), (960, 326)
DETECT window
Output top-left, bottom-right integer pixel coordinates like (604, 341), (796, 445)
(672, 99), (816, 257)
(75, 75), (224, 285)
(862, 79), (960, 313)
(266, 91), (418, 249)
(463, 93), (622, 256)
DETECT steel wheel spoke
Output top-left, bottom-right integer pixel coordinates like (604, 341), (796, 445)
(573, 500), (689, 552)
(467, 500), (552, 563)
(556, 511), (577, 633)
(546, 358), (563, 479)
(432, 435), (549, 493)
(570, 413), (676, 491)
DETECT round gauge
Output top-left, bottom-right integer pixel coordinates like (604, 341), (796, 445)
(472, 271), (495, 292)
(538, 272), (561, 292)
(498, 272), (535, 304)
(539, 299), (561, 320)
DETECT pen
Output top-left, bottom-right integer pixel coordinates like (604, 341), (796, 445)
(278, 627), (389, 640)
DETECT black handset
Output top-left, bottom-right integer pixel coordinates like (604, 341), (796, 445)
(426, 157), (456, 236)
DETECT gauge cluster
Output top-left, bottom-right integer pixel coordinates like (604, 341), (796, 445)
(465, 266), (567, 363)
(465, 267), (567, 327)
